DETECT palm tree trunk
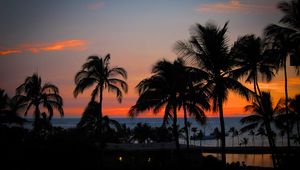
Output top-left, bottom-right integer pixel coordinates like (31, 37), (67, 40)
(34, 104), (41, 130)
(297, 120), (300, 140)
(183, 104), (189, 148)
(218, 97), (226, 164)
(173, 103), (180, 151)
(98, 85), (104, 137)
(283, 59), (291, 149)
(265, 123), (277, 168)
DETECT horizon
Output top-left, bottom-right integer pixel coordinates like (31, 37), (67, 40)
(1, 0), (300, 118)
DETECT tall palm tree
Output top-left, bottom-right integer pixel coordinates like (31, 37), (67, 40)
(264, 0), (300, 148)
(178, 72), (210, 148)
(230, 34), (275, 98)
(240, 92), (280, 168)
(129, 58), (209, 150)
(15, 73), (63, 130)
(175, 21), (252, 163)
(74, 54), (128, 135)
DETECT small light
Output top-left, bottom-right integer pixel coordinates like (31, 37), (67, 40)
(119, 156), (123, 161)
(147, 157), (151, 162)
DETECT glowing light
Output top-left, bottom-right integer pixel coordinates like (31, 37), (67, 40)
(118, 156), (122, 161)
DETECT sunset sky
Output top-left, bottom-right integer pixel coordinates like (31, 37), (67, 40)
(1, 0), (300, 118)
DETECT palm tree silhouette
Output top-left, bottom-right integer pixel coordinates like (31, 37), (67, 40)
(248, 130), (256, 146)
(74, 54), (128, 135)
(198, 129), (204, 147)
(240, 92), (280, 168)
(290, 94), (300, 139)
(213, 127), (221, 147)
(264, 0), (300, 148)
(14, 73), (63, 130)
(129, 58), (209, 150)
(0, 89), (25, 125)
(228, 127), (236, 147)
(175, 21), (252, 163)
(191, 127), (198, 146)
(231, 34), (275, 98)
(240, 137), (249, 147)
(256, 127), (267, 147)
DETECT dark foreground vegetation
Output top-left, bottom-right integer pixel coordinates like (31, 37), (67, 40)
(1, 125), (299, 170)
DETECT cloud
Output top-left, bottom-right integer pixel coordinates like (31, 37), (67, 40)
(88, 1), (105, 10)
(197, 0), (275, 13)
(0, 49), (21, 56)
(26, 39), (87, 53)
(0, 39), (87, 56)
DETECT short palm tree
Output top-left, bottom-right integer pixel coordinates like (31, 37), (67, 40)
(74, 54), (128, 135)
(15, 73), (63, 130)
(213, 127), (221, 147)
(264, 0), (300, 148)
(256, 127), (267, 147)
(248, 130), (256, 146)
(228, 127), (236, 147)
(175, 21), (252, 163)
(240, 137), (249, 147)
(191, 127), (198, 146)
(240, 92), (280, 168)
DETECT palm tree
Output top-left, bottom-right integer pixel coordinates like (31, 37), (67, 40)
(129, 58), (209, 150)
(290, 94), (300, 139)
(74, 54), (128, 135)
(264, 0), (300, 148)
(228, 127), (236, 147)
(0, 89), (25, 125)
(234, 129), (240, 146)
(191, 127), (198, 146)
(240, 92), (280, 168)
(213, 127), (221, 147)
(248, 130), (256, 146)
(279, 130), (285, 146)
(230, 34), (275, 98)
(15, 73), (63, 130)
(175, 21), (252, 163)
(198, 129), (204, 147)
(240, 137), (249, 147)
(256, 127), (267, 147)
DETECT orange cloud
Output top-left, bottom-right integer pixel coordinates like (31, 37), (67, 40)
(197, 0), (275, 13)
(24, 39), (87, 53)
(0, 49), (21, 56)
(0, 39), (87, 56)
